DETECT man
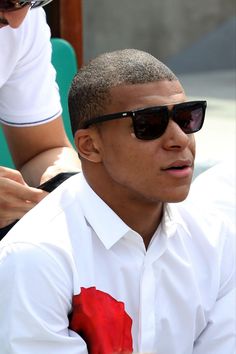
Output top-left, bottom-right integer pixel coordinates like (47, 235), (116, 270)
(0, 49), (235, 353)
(0, 0), (80, 231)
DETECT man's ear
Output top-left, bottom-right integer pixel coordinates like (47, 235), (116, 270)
(74, 129), (102, 163)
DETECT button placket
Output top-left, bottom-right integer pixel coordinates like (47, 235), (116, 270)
(138, 229), (168, 353)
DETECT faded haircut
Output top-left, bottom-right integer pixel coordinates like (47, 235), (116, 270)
(68, 49), (177, 136)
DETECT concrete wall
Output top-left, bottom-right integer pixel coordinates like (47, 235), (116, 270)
(83, 0), (236, 71)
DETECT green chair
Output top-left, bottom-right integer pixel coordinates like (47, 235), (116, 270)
(51, 38), (78, 146)
(0, 125), (14, 168)
(0, 38), (78, 168)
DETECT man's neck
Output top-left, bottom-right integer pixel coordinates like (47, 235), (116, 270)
(84, 168), (164, 248)
(113, 200), (164, 249)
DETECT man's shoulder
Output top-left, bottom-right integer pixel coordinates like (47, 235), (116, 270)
(1, 7), (47, 38)
(10, 8), (49, 48)
(0, 8), (49, 72)
(1, 174), (84, 250)
(22, 7), (47, 31)
(21, 8), (50, 49)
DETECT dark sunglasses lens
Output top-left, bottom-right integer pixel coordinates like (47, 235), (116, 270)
(0, 0), (29, 10)
(174, 103), (205, 134)
(133, 108), (168, 140)
(30, 1), (52, 8)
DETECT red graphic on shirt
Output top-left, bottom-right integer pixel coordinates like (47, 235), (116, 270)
(69, 287), (133, 354)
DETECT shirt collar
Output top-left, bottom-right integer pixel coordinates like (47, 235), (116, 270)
(163, 203), (192, 239)
(76, 174), (191, 249)
(77, 174), (131, 249)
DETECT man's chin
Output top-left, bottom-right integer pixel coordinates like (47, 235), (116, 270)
(166, 189), (191, 203)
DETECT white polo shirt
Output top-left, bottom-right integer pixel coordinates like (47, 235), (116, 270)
(0, 173), (235, 354)
(0, 8), (62, 126)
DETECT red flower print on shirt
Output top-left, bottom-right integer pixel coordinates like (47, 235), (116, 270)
(69, 287), (133, 354)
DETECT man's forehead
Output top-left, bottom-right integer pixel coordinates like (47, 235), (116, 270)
(108, 80), (186, 112)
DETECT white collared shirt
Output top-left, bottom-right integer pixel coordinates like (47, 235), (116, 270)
(0, 173), (235, 354)
(0, 8), (61, 126)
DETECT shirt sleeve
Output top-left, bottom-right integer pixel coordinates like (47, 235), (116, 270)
(0, 8), (62, 126)
(0, 242), (88, 354)
(193, 223), (236, 354)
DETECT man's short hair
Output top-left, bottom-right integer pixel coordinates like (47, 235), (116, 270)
(68, 49), (177, 136)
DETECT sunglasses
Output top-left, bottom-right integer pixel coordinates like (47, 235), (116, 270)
(0, 0), (52, 11)
(81, 100), (207, 140)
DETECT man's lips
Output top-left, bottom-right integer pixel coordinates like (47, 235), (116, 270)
(161, 160), (193, 178)
(162, 160), (193, 171)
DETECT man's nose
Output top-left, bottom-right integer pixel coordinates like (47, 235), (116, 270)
(162, 119), (192, 150)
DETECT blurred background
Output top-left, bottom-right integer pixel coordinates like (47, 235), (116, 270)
(45, 0), (236, 176)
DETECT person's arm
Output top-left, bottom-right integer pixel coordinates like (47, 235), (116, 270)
(0, 8), (81, 228)
(0, 242), (88, 354)
(3, 117), (81, 187)
(0, 118), (80, 229)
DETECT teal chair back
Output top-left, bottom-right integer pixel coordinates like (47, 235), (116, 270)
(51, 38), (78, 146)
(0, 38), (78, 168)
(0, 125), (14, 168)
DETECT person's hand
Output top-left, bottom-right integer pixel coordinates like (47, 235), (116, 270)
(0, 167), (47, 228)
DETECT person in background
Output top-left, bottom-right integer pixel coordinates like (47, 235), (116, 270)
(0, 49), (235, 353)
(190, 160), (235, 227)
(0, 0), (81, 233)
